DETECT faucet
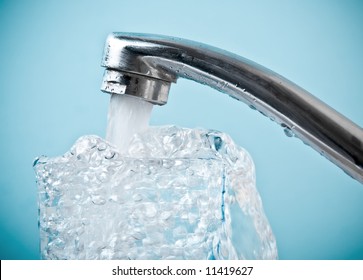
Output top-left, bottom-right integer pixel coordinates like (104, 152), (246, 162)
(100, 32), (363, 184)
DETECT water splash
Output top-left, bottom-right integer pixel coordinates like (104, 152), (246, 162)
(34, 126), (278, 260)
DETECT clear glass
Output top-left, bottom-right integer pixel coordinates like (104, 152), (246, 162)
(33, 126), (277, 259)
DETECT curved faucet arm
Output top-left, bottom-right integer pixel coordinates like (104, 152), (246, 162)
(101, 32), (363, 184)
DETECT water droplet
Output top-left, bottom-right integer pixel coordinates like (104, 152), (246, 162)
(144, 203), (157, 218)
(213, 136), (223, 151)
(91, 195), (106, 205)
(33, 156), (47, 167)
(186, 169), (194, 176)
(258, 110), (267, 117)
(143, 168), (151, 175)
(160, 211), (171, 221)
(96, 171), (108, 182)
(104, 151), (115, 159)
(283, 127), (294, 137)
(132, 193), (143, 202)
(97, 142), (107, 151)
(131, 230), (146, 240)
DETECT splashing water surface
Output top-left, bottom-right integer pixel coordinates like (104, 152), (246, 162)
(34, 93), (277, 259)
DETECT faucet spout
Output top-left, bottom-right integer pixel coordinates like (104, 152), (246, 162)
(101, 32), (363, 184)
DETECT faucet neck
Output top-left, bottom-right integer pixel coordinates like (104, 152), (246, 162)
(100, 32), (363, 183)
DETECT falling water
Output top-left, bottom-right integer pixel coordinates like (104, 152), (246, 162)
(106, 94), (153, 153)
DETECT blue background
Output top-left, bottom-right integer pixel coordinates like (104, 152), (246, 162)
(1, 0), (362, 259)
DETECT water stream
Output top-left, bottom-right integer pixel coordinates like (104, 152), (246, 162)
(106, 94), (153, 153)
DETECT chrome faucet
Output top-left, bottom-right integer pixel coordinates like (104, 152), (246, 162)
(100, 32), (363, 184)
